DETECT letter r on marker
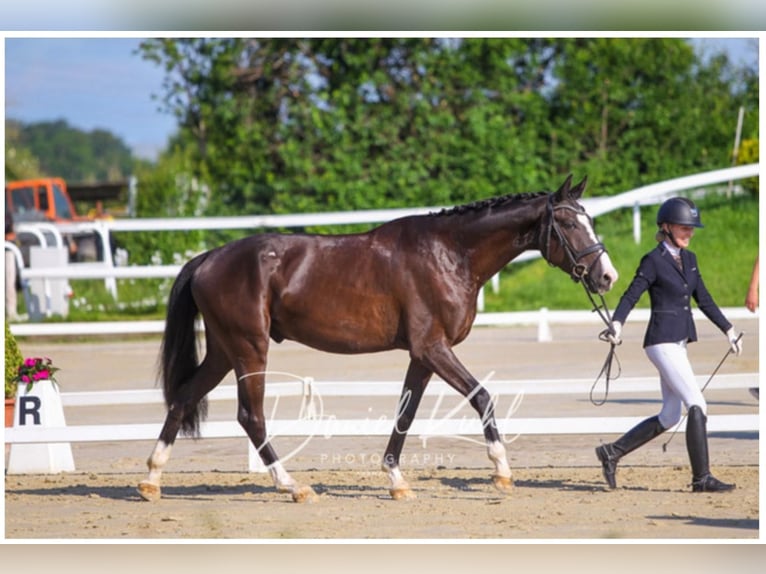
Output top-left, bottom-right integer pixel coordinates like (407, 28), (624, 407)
(19, 396), (41, 426)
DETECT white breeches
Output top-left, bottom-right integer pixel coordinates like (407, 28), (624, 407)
(645, 340), (706, 429)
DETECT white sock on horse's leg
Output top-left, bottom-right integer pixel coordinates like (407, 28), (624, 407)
(147, 440), (172, 483)
(269, 461), (318, 503)
(137, 440), (173, 501)
(269, 461), (297, 492)
(487, 440), (513, 492)
(383, 462), (415, 500)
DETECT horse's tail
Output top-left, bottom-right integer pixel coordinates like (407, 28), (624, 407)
(159, 250), (211, 437)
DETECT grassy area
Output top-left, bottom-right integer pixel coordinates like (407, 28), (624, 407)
(16, 277), (171, 322)
(67, 278), (171, 321)
(14, 192), (758, 322)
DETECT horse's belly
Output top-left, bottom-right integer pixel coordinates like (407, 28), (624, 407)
(270, 301), (402, 354)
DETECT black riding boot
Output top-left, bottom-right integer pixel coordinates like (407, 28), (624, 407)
(595, 415), (665, 488)
(686, 405), (735, 493)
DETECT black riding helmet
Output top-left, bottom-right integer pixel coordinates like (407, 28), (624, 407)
(656, 197), (704, 228)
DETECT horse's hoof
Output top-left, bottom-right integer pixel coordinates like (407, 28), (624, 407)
(390, 487), (417, 501)
(492, 474), (513, 494)
(137, 481), (161, 502)
(291, 485), (318, 503)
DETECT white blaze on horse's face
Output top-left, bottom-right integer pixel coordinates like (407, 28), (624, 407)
(576, 212), (598, 244)
(576, 211), (618, 293)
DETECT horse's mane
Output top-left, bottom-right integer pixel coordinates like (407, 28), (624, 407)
(430, 191), (548, 217)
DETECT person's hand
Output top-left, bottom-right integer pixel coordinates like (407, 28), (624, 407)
(600, 321), (622, 345)
(745, 287), (758, 312)
(726, 328), (743, 356)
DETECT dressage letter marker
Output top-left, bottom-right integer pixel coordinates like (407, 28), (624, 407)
(7, 381), (75, 474)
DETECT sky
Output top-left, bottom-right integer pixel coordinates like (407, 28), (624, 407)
(5, 37), (177, 161)
(3, 36), (760, 162)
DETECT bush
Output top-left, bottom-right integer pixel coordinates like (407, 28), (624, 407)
(736, 138), (759, 197)
(5, 322), (24, 398)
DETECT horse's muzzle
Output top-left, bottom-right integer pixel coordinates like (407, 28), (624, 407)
(586, 253), (619, 294)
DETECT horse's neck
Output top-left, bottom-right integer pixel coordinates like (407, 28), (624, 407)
(458, 198), (545, 283)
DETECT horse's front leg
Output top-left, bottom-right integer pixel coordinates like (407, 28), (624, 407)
(237, 368), (318, 503)
(422, 344), (513, 494)
(382, 359), (433, 500)
(471, 385), (513, 493)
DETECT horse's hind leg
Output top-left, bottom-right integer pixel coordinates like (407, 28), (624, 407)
(137, 348), (230, 501)
(382, 359), (433, 500)
(235, 345), (318, 503)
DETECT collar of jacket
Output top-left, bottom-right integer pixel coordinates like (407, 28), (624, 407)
(660, 241), (682, 258)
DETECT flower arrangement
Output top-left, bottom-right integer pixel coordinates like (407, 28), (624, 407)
(15, 357), (60, 393)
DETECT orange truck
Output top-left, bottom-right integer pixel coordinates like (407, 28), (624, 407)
(5, 177), (109, 263)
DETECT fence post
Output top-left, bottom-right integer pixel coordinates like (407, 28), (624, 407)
(633, 202), (641, 244)
(27, 246), (70, 320)
(537, 307), (553, 342)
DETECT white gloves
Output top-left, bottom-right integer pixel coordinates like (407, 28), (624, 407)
(601, 321), (622, 345)
(600, 323), (741, 354)
(726, 328), (743, 356)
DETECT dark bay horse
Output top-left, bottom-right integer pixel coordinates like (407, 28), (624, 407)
(138, 175), (618, 503)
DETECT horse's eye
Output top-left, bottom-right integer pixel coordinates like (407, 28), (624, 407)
(562, 221), (577, 230)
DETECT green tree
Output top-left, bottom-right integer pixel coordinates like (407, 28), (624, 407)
(5, 120), (42, 180)
(139, 38), (563, 222)
(547, 38), (756, 195)
(140, 37), (756, 224)
(118, 140), (209, 264)
(737, 138), (759, 196)
(14, 119), (134, 182)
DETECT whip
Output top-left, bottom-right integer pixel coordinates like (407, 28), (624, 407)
(661, 332), (744, 452)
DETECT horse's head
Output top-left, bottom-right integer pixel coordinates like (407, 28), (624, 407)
(540, 174), (618, 295)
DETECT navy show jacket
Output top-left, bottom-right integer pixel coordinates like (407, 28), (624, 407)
(612, 243), (731, 348)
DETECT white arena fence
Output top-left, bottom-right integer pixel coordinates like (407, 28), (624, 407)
(5, 373), (758, 473)
(8, 306), (758, 340)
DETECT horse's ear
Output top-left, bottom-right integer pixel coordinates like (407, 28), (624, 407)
(570, 176), (587, 200)
(553, 174), (574, 202)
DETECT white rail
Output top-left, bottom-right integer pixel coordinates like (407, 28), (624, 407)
(8, 306), (757, 338)
(62, 163), (761, 234)
(53, 373), (759, 406)
(6, 374), (758, 446)
(5, 414), (759, 446)
(20, 263), (181, 280)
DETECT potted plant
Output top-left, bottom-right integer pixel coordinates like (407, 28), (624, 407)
(4, 321), (24, 426)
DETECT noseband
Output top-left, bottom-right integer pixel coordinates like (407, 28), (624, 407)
(542, 194), (607, 282)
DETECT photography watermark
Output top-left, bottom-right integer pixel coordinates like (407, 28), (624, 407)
(240, 370), (525, 467)
(318, 451), (457, 469)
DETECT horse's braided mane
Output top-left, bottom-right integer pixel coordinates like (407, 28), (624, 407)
(430, 191), (548, 217)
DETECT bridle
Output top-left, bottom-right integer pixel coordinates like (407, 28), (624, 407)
(541, 193), (621, 405)
(542, 193), (607, 283)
